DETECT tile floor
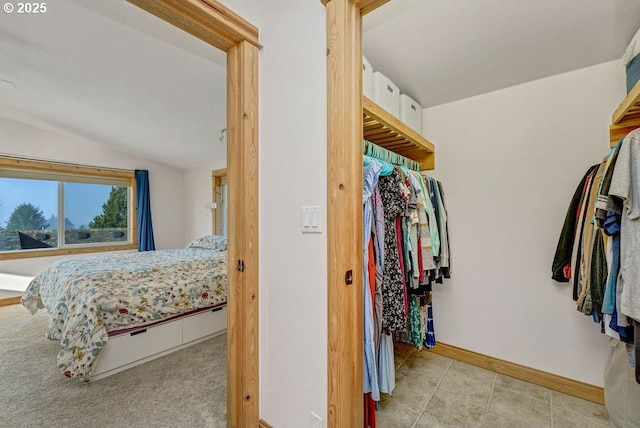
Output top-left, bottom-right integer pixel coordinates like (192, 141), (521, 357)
(376, 342), (611, 428)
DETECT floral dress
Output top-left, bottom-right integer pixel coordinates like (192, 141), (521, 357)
(378, 169), (407, 333)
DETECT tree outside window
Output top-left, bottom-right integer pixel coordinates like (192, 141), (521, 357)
(5, 203), (48, 231)
(89, 186), (128, 229)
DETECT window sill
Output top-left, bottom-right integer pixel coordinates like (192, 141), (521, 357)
(0, 243), (138, 261)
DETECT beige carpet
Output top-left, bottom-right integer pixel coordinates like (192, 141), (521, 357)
(0, 304), (227, 428)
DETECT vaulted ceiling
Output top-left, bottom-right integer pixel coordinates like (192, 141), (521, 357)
(0, 0), (226, 169)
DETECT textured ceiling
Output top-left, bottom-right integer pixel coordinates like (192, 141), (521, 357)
(0, 0), (226, 170)
(364, 0), (640, 108)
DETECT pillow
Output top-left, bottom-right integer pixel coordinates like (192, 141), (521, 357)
(187, 235), (227, 251)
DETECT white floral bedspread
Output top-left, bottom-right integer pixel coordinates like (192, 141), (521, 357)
(22, 248), (227, 381)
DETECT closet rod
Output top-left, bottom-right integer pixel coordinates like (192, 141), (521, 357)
(362, 139), (421, 171)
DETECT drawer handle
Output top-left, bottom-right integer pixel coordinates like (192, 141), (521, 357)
(211, 306), (224, 313)
(131, 329), (147, 336)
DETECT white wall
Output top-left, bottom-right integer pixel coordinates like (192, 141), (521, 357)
(258, 1), (328, 427)
(183, 0), (262, 246)
(183, 160), (226, 245)
(184, 0), (253, 247)
(221, 0), (260, 31)
(0, 117), (185, 277)
(422, 60), (626, 387)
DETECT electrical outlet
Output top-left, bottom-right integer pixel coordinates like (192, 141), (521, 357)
(310, 412), (323, 428)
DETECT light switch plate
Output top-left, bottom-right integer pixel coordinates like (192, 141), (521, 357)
(301, 206), (322, 233)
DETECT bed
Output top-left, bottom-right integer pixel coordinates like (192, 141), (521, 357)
(21, 234), (228, 381)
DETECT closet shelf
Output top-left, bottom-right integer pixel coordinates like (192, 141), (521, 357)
(363, 96), (435, 170)
(610, 79), (640, 146)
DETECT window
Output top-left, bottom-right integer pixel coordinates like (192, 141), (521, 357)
(0, 156), (137, 259)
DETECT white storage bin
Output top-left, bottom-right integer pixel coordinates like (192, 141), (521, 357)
(363, 56), (373, 99)
(183, 306), (227, 343)
(94, 320), (183, 376)
(399, 94), (422, 133)
(372, 71), (400, 117)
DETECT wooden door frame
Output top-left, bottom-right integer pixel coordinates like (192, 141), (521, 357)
(126, 2), (259, 427)
(323, 0), (388, 427)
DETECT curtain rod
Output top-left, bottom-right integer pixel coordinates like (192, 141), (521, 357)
(362, 140), (420, 172)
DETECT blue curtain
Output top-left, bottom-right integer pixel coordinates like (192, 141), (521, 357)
(135, 170), (155, 251)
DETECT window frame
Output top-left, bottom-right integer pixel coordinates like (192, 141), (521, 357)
(0, 155), (138, 260)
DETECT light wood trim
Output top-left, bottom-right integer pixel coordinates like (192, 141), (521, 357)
(612, 79), (640, 125)
(363, 96), (435, 170)
(226, 44), (243, 428)
(355, 0), (389, 15)
(429, 342), (605, 405)
(126, 1), (260, 426)
(610, 79), (640, 144)
(212, 168), (227, 180)
(610, 119), (640, 147)
(258, 419), (274, 428)
(227, 40), (259, 428)
(321, 0), (389, 15)
(0, 244), (138, 261)
(0, 156), (134, 180)
(326, 1), (364, 427)
(127, 0), (259, 51)
(212, 168), (227, 235)
(0, 296), (22, 307)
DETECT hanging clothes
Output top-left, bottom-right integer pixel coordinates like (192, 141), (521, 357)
(610, 130), (640, 322)
(552, 164), (600, 282)
(425, 302), (436, 348)
(576, 161), (607, 315)
(552, 128), (640, 387)
(363, 160), (383, 402)
(372, 187), (385, 356)
(377, 333), (395, 395)
(434, 181), (451, 276)
(571, 167), (598, 303)
(361, 143), (452, 414)
(409, 171), (436, 273)
(379, 169), (409, 333)
(364, 393), (376, 428)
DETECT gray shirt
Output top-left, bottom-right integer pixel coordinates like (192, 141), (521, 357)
(609, 130), (640, 322)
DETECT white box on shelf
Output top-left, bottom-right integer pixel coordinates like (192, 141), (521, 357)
(363, 56), (373, 99)
(372, 71), (400, 117)
(399, 94), (422, 133)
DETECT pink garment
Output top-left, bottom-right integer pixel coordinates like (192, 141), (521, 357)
(396, 218), (408, 318)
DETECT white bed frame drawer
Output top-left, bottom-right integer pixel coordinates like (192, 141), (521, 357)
(90, 305), (227, 381)
(93, 320), (183, 376)
(183, 306), (227, 343)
